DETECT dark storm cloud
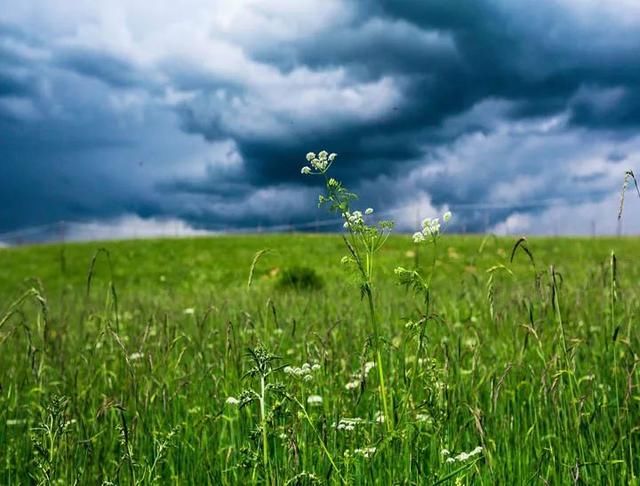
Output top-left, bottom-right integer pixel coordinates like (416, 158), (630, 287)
(2, 0), (640, 240)
(55, 48), (144, 88)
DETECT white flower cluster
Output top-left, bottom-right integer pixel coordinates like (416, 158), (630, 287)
(345, 361), (376, 390)
(442, 446), (483, 463)
(301, 150), (337, 174)
(374, 411), (385, 424)
(342, 208), (373, 229)
(412, 211), (452, 243)
(333, 417), (364, 431)
(226, 396), (240, 406)
(353, 447), (377, 458)
(284, 362), (322, 382)
(306, 395), (323, 406)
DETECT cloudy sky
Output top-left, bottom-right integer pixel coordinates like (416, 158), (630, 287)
(2, 0), (640, 241)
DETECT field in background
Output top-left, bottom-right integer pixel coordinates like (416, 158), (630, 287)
(1, 235), (639, 484)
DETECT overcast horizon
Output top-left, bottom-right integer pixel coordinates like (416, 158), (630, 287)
(2, 0), (640, 244)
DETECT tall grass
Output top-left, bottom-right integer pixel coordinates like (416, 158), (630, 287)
(0, 232), (638, 484)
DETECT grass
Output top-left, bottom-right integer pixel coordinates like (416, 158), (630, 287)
(0, 234), (639, 484)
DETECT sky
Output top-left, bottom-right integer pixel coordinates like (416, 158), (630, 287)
(1, 0), (640, 242)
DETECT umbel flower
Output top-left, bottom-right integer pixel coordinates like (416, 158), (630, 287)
(301, 150), (337, 175)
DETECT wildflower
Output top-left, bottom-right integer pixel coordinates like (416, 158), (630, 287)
(413, 231), (425, 243)
(354, 447), (377, 458)
(445, 446), (483, 463)
(345, 379), (360, 390)
(301, 166), (312, 175)
(318, 150), (328, 160)
(422, 217), (440, 237)
(365, 208), (374, 215)
(328, 152), (337, 161)
(443, 211), (452, 222)
(374, 411), (385, 423)
(341, 256), (350, 264)
(128, 352), (144, 361)
(284, 362), (321, 380)
(334, 418), (363, 431)
(226, 397), (240, 406)
(441, 449), (450, 457)
(307, 395), (323, 406)
(183, 307), (195, 315)
(306, 152), (316, 161)
(363, 361), (376, 375)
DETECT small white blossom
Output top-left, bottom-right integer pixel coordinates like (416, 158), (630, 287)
(445, 446), (483, 463)
(301, 166), (312, 175)
(365, 208), (374, 215)
(307, 395), (323, 406)
(354, 447), (377, 458)
(443, 211), (452, 222)
(284, 362), (321, 380)
(374, 411), (385, 423)
(226, 397), (240, 406)
(334, 418), (363, 431)
(306, 152), (316, 162)
(328, 152), (337, 161)
(364, 361), (376, 376)
(421, 217), (440, 237)
(413, 231), (425, 243)
(345, 379), (361, 390)
(183, 308), (195, 315)
(128, 352), (144, 361)
(318, 150), (328, 160)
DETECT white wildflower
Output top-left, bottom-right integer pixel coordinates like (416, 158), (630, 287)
(328, 152), (337, 161)
(128, 352), (144, 361)
(443, 211), (452, 222)
(345, 379), (361, 390)
(318, 150), (328, 160)
(364, 361), (376, 376)
(413, 231), (425, 243)
(306, 152), (316, 162)
(284, 362), (321, 380)
(365, 208), (374, 215)
(301, 166), (312, 175)
(334, 418), (363, 431)
(374, 411), (385, 423)
(226, 397), (240, 406)
(422, 217), (440, 237)
(445, 446), (483, 463)
(307, 395), (323, 406)
(354, 447), (377, 458)
(441, 449), (450, 457)
(183, 308), (195, 315)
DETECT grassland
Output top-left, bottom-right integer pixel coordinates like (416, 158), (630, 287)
(0, 234), (639, 484)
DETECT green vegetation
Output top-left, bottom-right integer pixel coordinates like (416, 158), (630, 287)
(1, 233), (639, 484)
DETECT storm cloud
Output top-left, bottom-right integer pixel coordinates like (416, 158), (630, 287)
(1, 0), (639, 241)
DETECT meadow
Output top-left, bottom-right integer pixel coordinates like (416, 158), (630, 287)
(0, 232), (639, 485)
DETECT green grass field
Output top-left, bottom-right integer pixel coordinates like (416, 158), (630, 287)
(1, 234), (639, 484)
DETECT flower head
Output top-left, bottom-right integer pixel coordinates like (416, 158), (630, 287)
(307, 395), (323, 406)
(301, 166), (312, 175)
(306, 152), (316, 162)
(443, 211), (452, 223)
(365, 208), (373, 215)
